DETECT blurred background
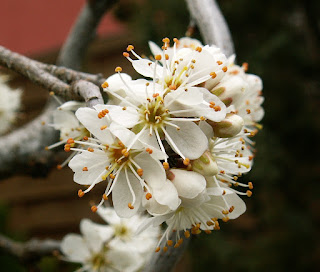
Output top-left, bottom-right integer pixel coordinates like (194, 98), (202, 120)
(0, 0), (319, 271)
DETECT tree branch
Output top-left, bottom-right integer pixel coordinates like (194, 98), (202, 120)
(0, 233), (60, 262)
(185, 0), (235, 57)
(57, 0), (118, 70)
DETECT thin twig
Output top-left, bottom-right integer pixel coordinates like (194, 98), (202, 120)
(0, 233), (60, 262)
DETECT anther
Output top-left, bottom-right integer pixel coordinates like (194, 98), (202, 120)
(57, 165), (62, 170)
(205, 230), (212, 234)
(167, 240), (173, 247)
(169, 84), (177, 90)
(184, 230), (190, 238)
(229, 206), (235, 213)
(222, 66), (228, 72)
(155, 247), (160, 253)
(155, 55), (162, 60)
(128, 203), (134, 209)
(64, 144), (71, 152)
(126, 45), (134, 51)
(242, 62), (249, 72)
(246, 190), (253, 197)
(115, 66), (122, 72)
(121, 149), (129, 157)
(165, 54), (169, 60)
(162, 37), (170, 44)
(109, 174), (116, 179)
(83, 136), (88, 141)
(145, 148), (153, 154)
(101, 82), (109, 88)
(103, 194), (108, 200)
(213, 106), (221, 112)
(163, 162), (169, 170)
(210, 72), (217, 79)
(248, 182), (253, 189)
(183, 158), (190, 166)
(82, 167), (88, 171)
(222, 210), (229, 215)
(100, 125), (107, 130)
(200, 116), (206, 121)
(78, 189), (85, 198)
(87, 148), (94, 152)
(246, 109), (251, 114)
(222, 216), (229, 222)
(91, 206), (98, 213)
(145, 193), (152, 200)
(49, 91), (55, 96)
(137, 168), (143, 176)
(217, 61), (223, 65)
(195, 46), (202, 52)
(123, 52), (129, 57)
(163, 246), (168, 252)
(66, 138), (74, 144)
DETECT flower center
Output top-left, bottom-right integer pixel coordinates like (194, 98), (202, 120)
(114, 224), (131, 239)
(91, 251), (108, 270)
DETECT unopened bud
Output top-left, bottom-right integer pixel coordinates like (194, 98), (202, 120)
(192, 151), (219, 177)
(208, 113), (244, 138)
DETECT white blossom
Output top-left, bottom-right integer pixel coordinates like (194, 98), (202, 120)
(0, 75), (22, 134)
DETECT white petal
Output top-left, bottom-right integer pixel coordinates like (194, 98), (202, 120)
(198, 120), (214, 139)
(166, 121), (208, 160)
(137, 131), (168, 160)
(97, 206), (121, 225)
(112, 169), (143, 218)
(170, 169), (206, 199)
(60, 234), (90, 263)
(165, 87), (204, 106)
(109, 122), (143, 149)
(132, 59), (163, 79)
(69, 150), (108, 185)
(75, 107), (114, 144)
(58, 101), (85, 111)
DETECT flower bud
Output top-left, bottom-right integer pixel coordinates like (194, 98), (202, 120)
(209, 76), (247, 107)
(192, 151), (219, 177)
(208, 113), (244, 138)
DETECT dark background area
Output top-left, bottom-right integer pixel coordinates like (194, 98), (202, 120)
(0, 0), (319, 271)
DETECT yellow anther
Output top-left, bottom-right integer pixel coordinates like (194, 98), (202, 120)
(78, 189), (85, 198)
(184, 230), (190, 238)
(200, 116), (206, 121)
(222, 216), (229, 222)
(162, 37), (170, 44)
(91, 205), (98, 213)
(222, 66), (228, 72)
(183, 158), (190, 166)
(155, 55), (162, 60)
(101, 82), (109, 88)
(126, 45), (134, 51)
(163, 162), (169, 170)
(195, 46), (202, 52)
(128, 203), (134, 209)
(49, 91), (55, 96)
(100, 125), (107, 130)
(109, 174), (115, 179)
(123, 52), (130, 57)
(222, 210), (229, 215)
(115, 66), (122, 72)
(165, 54), (169, 60)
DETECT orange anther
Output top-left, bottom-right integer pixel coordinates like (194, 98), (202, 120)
(222, 210), (229, 215)
(162, 37), (170, 44)
(109, 174), (115, 179)
(137, 168), (143, 176)
(213, 105), (221, 112)
(78, 189), (85, 198)
(217, 60), (223, 65)
(167, 240), (173, 246)
(100, 125), (107, 130)
(246, 190), (253, 197)
(205, 230), (212, 234)
(83, 136), (88, 141)
(64, 144), (71, 152)
(145, 193), (152, 200)
(169, 84), (177, 90)
(222, 66), (228, 72)
(128, 203), (134, 209)
(91, 206), (98, 213)
(183, 158), (190, 166)
(152, 93), (159, 98)
(123, 52), (130, 57)
(103, 194), (108, 200)
(87, 148), (94, 152)
(222, 216), (229, 222)
(155, 55), (162, 61)
(246, 109), (251, 114)
(155, 247), (160, 252)
(195, 46), (202, 52)
(163, 246), (168, 252)
(163, 162), (169, 170)
(165, 54), (169, 60)
(115, 66), (122, 72)
(248, 182), (253, 189)
(229, 206), (235, 213)
(242, 62), (249, 72)
(210, 72), (217, 79)
(67, 138), (74, 144)
(184, 230), (190, 238)
(57, 165), (62, 170)
(127, 45), (134, 51)
(82, 167), (88, 171)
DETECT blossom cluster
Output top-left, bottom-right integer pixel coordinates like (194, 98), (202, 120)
(61, 206), (160, 272)
(51, 37), (263, 267)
